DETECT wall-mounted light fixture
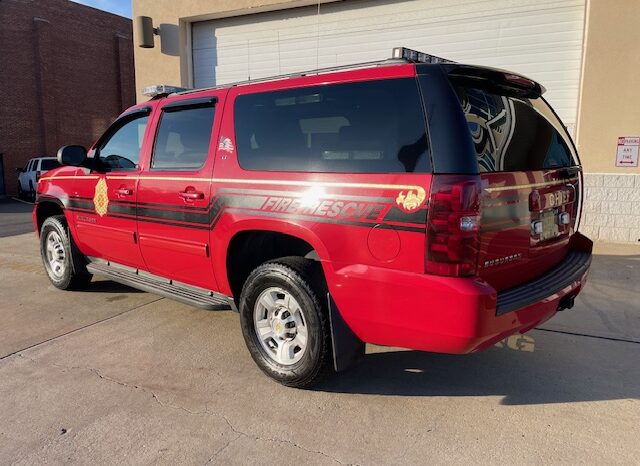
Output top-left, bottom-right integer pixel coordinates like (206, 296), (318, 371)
(135, 16), (158, 48)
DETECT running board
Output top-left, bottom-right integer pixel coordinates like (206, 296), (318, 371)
(86, 260), (234, 311)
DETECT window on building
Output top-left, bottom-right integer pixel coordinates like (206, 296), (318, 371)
(234, 78), (430, 173)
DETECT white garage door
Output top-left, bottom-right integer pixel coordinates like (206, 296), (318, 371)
(192, 0), (585, 132)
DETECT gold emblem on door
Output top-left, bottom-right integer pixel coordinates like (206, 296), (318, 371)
(93, 178), (109, 217)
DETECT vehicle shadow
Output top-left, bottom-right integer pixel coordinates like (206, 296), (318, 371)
(314, 332), (640, 405)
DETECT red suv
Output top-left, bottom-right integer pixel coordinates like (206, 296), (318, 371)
(34, 48), (592, 387)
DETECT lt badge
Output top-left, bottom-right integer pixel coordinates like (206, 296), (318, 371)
(93, 178), (109, 217)
(396, 188), (426, 212)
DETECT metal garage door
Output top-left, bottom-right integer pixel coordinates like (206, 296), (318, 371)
(192, 0), (585, 132)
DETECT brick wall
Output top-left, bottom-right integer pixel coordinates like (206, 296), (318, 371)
(0, 0), (134, 195)
(580, 174), (640, 243)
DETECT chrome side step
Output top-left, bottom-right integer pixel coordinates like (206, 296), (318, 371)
(86, 260), (234, 311)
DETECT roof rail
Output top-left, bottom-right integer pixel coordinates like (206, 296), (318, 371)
(145, 47), (455, 98)
(176, 57), (406, 96)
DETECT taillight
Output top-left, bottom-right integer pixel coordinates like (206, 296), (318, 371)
(426, 175), (482, 277)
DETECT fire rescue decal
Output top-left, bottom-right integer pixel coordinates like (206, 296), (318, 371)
(59, 182), (429, 233)
(93, 178), (109, 217)
(260, 197), (384, 221)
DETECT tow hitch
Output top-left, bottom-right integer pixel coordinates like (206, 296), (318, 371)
(558, 294), (576, 311)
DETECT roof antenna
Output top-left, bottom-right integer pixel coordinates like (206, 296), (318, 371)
(315, 0), (320, 70)
(247, 38), (251, 81)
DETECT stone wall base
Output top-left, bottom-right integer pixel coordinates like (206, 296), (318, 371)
(580, 173), (640, 243)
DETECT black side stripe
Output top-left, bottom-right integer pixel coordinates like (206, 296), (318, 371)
(383, 206), (428, 224)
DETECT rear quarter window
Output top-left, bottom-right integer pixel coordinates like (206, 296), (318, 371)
(453, 86), (577, 172)
(234, 78), (430, 173)
(40, 159), (61, 170)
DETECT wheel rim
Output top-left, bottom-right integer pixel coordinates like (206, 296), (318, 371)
(45, 231), (66, 279)
(253, 287), (308, 366)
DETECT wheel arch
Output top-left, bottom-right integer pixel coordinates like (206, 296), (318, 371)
(35, 199), (66, 234)
(219, 219), (332, 299)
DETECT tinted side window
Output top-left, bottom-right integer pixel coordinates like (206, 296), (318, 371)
(41, 159), (61, 170)
(234, 78), (429, 173)
(152, 106), (215, 170)
(454, 86), (575, 172)
(97, 115), (149, 171)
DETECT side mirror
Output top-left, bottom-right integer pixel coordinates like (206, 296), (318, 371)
(15, 167), (24, 173)
(57, 145), (87, 167)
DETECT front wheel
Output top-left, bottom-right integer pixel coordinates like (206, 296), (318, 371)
(40, 215), (92, 290)
(239, 258), (333, 388)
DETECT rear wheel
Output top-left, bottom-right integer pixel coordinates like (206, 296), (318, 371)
(29, 181), (35, 201)
(40, 215), (92, 290)
(239, 258), (333, 388)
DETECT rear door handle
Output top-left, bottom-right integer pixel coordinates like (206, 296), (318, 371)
(179, 190), (204, 201)
(115, 187), (133, 196)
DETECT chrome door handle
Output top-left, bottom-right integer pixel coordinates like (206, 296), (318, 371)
(179, 190), (204, 200)
(115, 188), (133, 196)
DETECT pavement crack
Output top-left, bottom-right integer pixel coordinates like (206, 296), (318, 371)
(17, 355), (355, 465)
(204, 433), (243, 464)
(212, 413), (353, 465)
(534, 327), (640, 344)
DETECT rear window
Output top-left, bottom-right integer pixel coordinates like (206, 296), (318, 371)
(40, 159), (61, 171)
(453, 86), (576, 172)
(234, 78), (430, 173)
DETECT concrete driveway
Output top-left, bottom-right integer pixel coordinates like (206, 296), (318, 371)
(1, 199), (639, 465)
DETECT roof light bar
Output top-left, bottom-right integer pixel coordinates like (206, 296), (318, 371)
(392, 47), (455, 64)
(142, 84), (189, 97)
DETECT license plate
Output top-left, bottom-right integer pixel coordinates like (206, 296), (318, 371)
(539, 209), (559, 241)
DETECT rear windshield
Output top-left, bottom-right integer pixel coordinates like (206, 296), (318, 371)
(40, 159), (61, 170)
(452, 85), (577, 172)
(234, 78), (430, 173)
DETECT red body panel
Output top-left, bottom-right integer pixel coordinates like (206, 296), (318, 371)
(34, 62), (591, 355)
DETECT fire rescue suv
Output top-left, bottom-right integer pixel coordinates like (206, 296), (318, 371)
(34, 48), (592, 387)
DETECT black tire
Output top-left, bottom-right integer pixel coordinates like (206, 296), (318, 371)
(40, 215), (92, 290)
(239, 257), (333, 388)
(29, 181), (36, 201)
(17, 183), (24, 199)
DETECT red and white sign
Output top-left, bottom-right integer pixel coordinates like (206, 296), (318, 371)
(616, 136), (639, 167)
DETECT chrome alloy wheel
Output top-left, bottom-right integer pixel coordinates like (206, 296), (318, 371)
(45, 230), (66, 278)
(253, 287), (308, 365)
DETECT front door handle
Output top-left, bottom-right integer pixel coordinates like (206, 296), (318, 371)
(179, 189), (204, 201)
(115, 187), (133, 196)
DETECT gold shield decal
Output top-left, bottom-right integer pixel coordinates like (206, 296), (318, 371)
(396, 188), (426, 212)
(93, 178), (109, 217)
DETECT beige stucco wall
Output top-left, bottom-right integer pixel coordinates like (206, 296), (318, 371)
(576, 0), (640, 174)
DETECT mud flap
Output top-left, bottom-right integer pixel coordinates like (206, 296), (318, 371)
(327, 293), (365, 372)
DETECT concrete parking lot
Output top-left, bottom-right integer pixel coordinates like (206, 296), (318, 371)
(1, 198), (639, 465)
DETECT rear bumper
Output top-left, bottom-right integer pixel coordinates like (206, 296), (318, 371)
(329, 233), (592, 354)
